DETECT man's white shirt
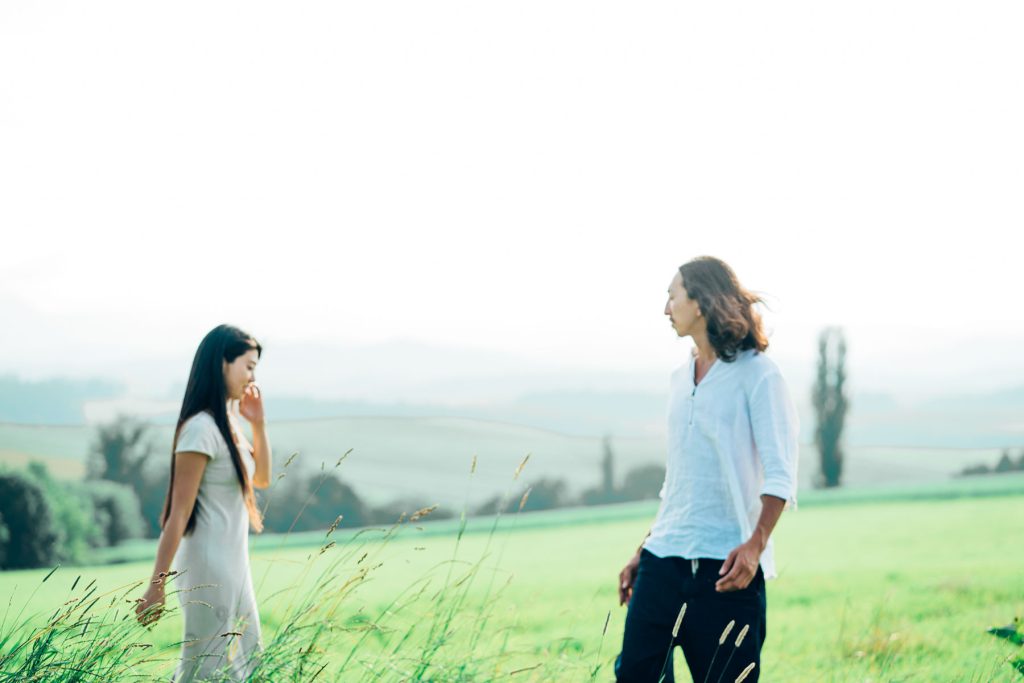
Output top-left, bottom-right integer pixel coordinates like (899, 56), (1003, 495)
(644, 348), (799, 580)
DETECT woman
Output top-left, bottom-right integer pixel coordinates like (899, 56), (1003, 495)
(614, 257), (799, 683)
(136, 324), (272, 682)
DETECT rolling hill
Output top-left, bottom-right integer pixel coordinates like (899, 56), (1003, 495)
(0, 415), (1010, 508)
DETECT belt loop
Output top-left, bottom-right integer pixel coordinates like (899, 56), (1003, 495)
(691, 558), (699, 577)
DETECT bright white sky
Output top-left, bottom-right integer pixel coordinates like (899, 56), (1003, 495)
(2, 1), (1023, 399)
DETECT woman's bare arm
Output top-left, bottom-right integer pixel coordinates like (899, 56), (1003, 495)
(136, 451), (207, 624)
(240, 384), (272, 489)
(250, 422), (272, 489)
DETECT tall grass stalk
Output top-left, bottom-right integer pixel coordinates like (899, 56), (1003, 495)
(4, 447), (634, 682)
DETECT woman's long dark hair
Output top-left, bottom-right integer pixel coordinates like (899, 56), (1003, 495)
(162, 324), (263, 535)
(679, 256), (769, 362)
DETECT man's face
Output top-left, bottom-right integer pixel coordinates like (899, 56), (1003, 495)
(664, 271), (703, 338)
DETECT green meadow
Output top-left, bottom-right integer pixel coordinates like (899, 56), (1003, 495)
(2, 475), (1024, 682)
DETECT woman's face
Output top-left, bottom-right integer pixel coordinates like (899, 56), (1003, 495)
(223, 348), (259, 401)
(664, 271), (704, 338)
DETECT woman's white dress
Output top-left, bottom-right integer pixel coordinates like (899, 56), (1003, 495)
(172, 410), (262, 682)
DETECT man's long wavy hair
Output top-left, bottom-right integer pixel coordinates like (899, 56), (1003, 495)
(162, 324), (264, 535)
(679, 256), (768, 362)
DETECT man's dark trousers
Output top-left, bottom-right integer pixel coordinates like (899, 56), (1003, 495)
(615, 549), (767, 683)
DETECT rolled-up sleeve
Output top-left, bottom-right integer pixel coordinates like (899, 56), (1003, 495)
(749, 370), (800, 508)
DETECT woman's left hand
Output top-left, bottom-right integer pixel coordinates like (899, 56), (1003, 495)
(239, 382), (265, 425)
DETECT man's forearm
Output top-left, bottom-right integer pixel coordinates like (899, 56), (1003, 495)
(636, 530), (651, 555)
(749, 494), (786, 552)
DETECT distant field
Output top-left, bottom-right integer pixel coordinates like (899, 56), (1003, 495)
(0, 416), (1012, 507)
(2, 484), (1023, 682)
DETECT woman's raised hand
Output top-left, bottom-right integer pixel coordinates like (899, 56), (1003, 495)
(239, 382), (265, 426)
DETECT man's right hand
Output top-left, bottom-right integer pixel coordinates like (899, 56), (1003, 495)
(618, 551), (641, 606)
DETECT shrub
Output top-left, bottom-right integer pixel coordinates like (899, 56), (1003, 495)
(370, 498), (455, 525)
(25, 462), (102, 561)
(81, 479), (146, 546)
(580, 486), (626, 506)
(0, 471), (60, 569)
(87, 416), (167, 538)
(620, 463), (665, 501)
(301, 474), (371, 530)
(476, 478), (569, 515)
(134, 471), (168, 538)
(580, 463), (664, 505)
(263, 470), (371, 533)
(520, 478), (568, 511)
(995, 450), (1015, 473)
(0, 511), (9, 568)
(87, 415), (154, 482)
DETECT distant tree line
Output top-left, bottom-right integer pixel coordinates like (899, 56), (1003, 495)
(475, 436), (664, 514)
(1, 420), (664, 570)
(258, 456), (457, 532)
(960, 448), (1024, 477)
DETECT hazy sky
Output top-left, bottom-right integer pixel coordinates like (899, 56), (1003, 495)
(2, 1), (1023, 400)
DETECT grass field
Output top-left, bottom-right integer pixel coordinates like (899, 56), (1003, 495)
(2, 477), (1024, 682)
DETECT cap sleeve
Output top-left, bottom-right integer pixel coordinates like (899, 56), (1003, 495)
(175, 412), (221, 460)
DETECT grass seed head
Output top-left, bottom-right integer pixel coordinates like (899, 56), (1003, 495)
(735, 662), (756, 683)
(735, 624), (749, 647)
(335, 448), (353, 467)
(719, 619), (735, 645)
(514, 453), (531, 480)
(410, 505), (438, 522)
(672, 602), (688, 638)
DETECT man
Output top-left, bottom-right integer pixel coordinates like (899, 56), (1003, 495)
(615, 257), (799, 683)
